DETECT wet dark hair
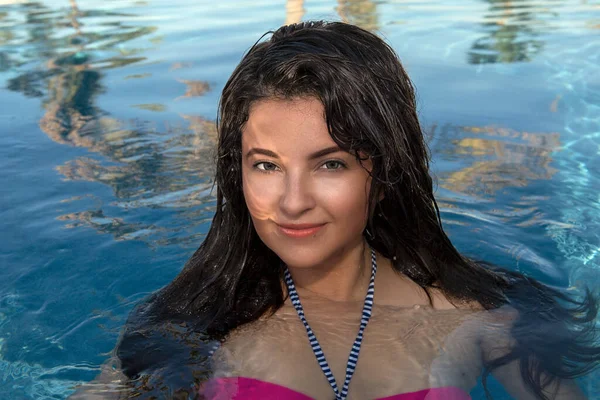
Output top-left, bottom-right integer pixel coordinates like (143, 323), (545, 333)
(116, 21), (600, 399)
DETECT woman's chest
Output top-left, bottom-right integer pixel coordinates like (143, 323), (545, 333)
(211, 308), (482, 399)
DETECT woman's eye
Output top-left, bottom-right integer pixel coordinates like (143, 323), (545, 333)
(321, 160), (345, 170)
(253, 161), (345, 172)
(255, 162), (278, 171)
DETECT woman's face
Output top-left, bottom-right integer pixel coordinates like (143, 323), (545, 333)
(241, 97), (374, 269)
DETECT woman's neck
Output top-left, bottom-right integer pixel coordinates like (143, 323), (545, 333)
(284, 239), (372, 303)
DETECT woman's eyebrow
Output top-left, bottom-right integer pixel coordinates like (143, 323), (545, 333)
(245, 146), (343, 160)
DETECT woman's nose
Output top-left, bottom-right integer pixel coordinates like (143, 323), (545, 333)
(278, 173), (316, 217)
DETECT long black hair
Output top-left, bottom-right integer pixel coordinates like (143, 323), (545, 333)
(116, 21), (600, 399)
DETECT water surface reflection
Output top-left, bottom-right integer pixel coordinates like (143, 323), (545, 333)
(1, 0), (599, 398)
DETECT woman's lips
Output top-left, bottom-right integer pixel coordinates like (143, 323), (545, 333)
(277, 223), (326, 238)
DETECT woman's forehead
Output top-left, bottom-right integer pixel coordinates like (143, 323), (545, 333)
(245, 97), (326, 131)
(242, 98), (338, 155)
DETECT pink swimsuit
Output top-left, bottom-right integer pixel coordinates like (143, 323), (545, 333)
(200, 377), (471, 400)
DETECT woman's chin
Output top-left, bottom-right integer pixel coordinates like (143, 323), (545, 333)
(270, 246), (330, 269)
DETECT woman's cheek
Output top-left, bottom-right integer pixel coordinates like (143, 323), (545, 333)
(243, 173), (279, 223)
(318, 177), (369, 213)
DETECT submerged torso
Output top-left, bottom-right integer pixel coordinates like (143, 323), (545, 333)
(208, 296), (486, 400)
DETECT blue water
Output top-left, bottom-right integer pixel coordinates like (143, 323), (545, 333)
(1, 0), (599, 398)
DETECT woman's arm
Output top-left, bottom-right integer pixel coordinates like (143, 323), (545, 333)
(479, 306), (588, 400)
(490, 358), (586, 400)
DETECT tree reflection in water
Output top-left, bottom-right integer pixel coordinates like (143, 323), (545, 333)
(467, 0), (553, 64)
(5, 0), (216, 247)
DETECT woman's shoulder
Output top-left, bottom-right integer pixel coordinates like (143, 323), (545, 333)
(418, 289), (519, 349)
(428, 286), (485, 311)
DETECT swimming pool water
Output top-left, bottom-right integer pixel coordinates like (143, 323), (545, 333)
(1, 0), (599, 398)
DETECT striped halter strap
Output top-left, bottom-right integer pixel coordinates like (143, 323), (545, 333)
(283, 247), (377, 400)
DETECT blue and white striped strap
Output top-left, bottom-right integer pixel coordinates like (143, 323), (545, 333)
(284, 247), (377, 400)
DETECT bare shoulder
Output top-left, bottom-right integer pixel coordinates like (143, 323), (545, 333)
(474, 305), (520, 358)
(432, 289), (480, 311)
(422, 284), (486, 312)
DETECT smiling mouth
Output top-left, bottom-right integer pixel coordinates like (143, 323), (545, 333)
(276, 223), (326, 238)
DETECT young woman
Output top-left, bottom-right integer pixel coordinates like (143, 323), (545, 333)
(73, 21), (599, 400)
